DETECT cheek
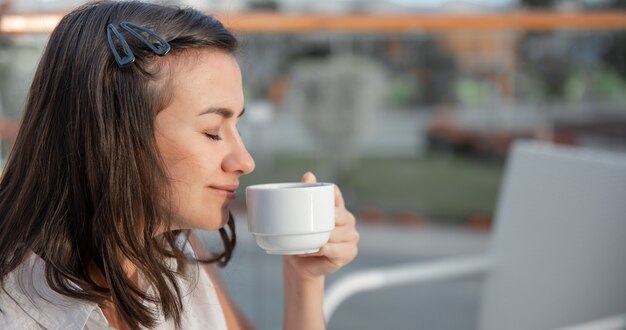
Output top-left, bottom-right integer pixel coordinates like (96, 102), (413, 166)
(171, 182), (230, 230)
(160, 140), (215, 182)
(170, 157), (207, 182)
(156, 135), (229, 228)
(166, 154), (229, 229)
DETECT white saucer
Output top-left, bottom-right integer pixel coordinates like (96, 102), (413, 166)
(265, 248), (320, 255)
(252, 231), (330, 255)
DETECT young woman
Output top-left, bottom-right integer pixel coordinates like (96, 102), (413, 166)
(0, 1), (359, 329)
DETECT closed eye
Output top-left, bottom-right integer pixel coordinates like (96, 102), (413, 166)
(205, 133), (223, 141)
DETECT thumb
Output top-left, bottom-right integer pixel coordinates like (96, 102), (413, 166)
(301, 171), (317, 183)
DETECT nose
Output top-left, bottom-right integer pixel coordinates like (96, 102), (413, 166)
(222, 133), (255, 175)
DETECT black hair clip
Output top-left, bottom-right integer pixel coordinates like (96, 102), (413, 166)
(107, 24), (135, 68)
(120, 21), (171, 56)
(106, 21), (171, 68)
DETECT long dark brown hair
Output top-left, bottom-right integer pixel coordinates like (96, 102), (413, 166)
(0, 1), (238, 328)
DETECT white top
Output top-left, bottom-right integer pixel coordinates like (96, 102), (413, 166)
(0, 243), (227, 329)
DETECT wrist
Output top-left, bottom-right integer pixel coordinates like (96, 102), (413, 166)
(283, 257), (326, 330)
(283, 256), (325, 284)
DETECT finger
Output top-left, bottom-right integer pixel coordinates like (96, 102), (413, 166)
(334, 185), (345, 208)
(328, 225), (360, 244)
(335, 207), (356, 227)
(302, 171), (317, 183)
(295, 226), (359, 257)
(317, 242), (358, 267)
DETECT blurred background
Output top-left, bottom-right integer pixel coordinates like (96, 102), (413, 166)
(0, 0), (624, 329)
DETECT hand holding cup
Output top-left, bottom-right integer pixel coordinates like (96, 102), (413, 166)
(285, 172), (360, 280)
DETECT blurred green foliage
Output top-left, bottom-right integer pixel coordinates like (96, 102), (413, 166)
(455, 77), (493, 106)
(564, 68), (626, 103)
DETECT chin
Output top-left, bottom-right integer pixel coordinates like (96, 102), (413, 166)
(197, 207), (230, 231)
(218, 208), (231, 228)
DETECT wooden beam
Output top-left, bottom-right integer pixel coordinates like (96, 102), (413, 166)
(218, 11), (626, 33)
(0, 13), (64, 34)
(1, 11), (625, 35)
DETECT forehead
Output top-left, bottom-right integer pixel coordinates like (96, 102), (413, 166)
(162, 49), (243, 113)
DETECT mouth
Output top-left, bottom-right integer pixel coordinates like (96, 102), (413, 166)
(209, 184), (239, 201)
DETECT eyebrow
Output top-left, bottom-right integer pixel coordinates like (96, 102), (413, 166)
(198, 107), (246, 118)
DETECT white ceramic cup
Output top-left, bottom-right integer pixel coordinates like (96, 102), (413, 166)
(245, 182), (335, 255)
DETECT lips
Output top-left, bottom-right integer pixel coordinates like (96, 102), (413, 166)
(209, 183), (239, 200)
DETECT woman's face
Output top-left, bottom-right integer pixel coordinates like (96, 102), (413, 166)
(155, 50), (254, 231)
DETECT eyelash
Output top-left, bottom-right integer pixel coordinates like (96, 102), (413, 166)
(204, 133), (223, 141)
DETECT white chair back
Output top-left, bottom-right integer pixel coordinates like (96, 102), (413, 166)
(480, 141), (626, 330)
